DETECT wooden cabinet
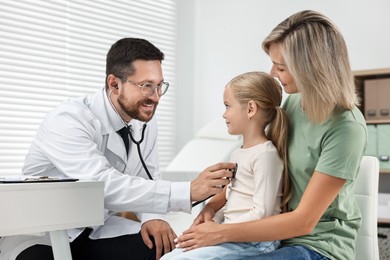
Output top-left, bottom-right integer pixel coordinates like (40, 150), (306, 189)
(353, 68), (390, 174)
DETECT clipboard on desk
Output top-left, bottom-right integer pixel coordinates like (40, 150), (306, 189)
(0, 175), (79, 183)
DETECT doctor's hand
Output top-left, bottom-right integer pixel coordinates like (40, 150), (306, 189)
(141, 219), (177, 260)
(190, 162), (235, 202)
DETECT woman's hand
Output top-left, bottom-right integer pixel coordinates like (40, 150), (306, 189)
(175, 221), (225, 251)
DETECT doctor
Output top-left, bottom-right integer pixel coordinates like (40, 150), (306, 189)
(0, 38), (234, 260)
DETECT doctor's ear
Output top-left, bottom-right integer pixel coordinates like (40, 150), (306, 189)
(107, 74), (120, 90)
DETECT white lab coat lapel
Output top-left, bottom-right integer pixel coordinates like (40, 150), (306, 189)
(107, 131), (127, 163)
(89, 89), (128, 167)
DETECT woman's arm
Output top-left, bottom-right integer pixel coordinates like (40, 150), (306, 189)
(176, 171), (345, 250)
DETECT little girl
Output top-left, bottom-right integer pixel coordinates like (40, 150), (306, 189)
(161, 71), (290, 259)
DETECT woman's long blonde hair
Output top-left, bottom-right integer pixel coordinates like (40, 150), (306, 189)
(262, 10), (358, 123)
(227, 71), (291, 211)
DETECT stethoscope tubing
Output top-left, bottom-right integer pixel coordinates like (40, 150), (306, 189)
(126, 124), (207, 207)
(125, 124), (154, 181)
(108, 88), (205, 207)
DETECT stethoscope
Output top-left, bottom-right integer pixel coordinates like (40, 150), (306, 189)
(108, 88), (213, 207)
(126, 123), (154, 181)
(108, 89), (154, 181)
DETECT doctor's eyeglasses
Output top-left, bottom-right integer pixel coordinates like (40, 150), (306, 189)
(118, 76), (169, 97)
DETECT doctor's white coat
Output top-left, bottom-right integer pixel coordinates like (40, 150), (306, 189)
(0, 88), (190, 259)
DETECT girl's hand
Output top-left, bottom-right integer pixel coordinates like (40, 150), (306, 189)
(191, 185), (228, 228)
(191, 205), (217, 227)
(175, 221), (225, 251)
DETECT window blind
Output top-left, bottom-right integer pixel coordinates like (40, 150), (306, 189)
(0, 0), (177, 174)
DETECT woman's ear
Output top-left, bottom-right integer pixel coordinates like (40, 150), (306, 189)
(247, 100), (258, 119)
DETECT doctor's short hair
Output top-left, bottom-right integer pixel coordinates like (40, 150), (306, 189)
(105, 38), (164, 88)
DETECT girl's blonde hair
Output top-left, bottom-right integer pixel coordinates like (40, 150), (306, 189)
(262, 10), (358, 123)
(227, 71), (291, 211)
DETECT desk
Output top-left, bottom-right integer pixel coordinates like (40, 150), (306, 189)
(0, 181), (104, 260)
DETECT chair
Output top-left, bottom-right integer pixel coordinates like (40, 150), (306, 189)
(354, 155), (380, 260)
(162, 118), (241, 181)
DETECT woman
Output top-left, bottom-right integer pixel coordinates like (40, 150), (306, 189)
(174, 10), (367, 260)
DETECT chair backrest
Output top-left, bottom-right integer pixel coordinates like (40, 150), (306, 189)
(162, 118), (241, 181)
(354, 155), (380, 260)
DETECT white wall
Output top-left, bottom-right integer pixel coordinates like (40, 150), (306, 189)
(176, 0), (390, 149)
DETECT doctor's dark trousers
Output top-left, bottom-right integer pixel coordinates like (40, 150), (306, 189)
(16, 228), (156, 260)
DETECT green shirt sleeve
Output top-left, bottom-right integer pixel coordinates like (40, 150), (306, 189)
(316, 113), (367, 181)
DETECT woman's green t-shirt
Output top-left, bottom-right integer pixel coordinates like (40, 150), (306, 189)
(282, 94), (367, 260)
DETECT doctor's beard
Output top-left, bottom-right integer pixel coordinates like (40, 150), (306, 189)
(118, 95), (158, 122)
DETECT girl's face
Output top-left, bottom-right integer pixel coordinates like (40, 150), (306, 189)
(268, 43), (298, 94)
(223, 87), (248, 135)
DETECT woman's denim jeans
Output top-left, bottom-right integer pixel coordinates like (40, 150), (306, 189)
(246, 245), (329, 260)
(161, 240), (280, 260)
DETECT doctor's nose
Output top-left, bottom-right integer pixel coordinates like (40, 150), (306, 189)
(148, 89), (161, 102)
